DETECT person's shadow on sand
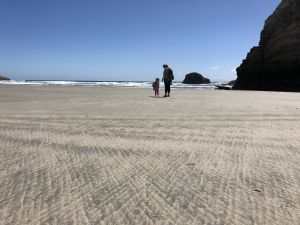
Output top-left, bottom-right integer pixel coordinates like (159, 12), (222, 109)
(148, 96), (161, 98)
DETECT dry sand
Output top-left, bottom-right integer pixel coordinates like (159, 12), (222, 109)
(0, 86), (300, 225)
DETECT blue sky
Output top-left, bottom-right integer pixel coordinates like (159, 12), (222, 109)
(0, 0), (280, 82)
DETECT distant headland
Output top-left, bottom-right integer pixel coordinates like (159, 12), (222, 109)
(0, 75), (10, 81)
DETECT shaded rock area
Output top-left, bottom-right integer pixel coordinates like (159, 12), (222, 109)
(216, 80), (236, 89)
(0, 75), (10, 80)
(227, 80), (236, 86)
(183, 72), (210, 84)
(216, 80), (236, 90)
(234, 0), (300, 91)
(216, 85), (232, 90)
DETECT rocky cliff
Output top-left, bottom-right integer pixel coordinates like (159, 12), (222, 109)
(233, 0), (300, 91)
(183, 72), (210, 84)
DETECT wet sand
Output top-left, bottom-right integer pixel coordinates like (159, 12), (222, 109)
(0, 86), (300, 225)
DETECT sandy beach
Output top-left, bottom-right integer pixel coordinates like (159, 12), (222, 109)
(0, 86), (300, 225)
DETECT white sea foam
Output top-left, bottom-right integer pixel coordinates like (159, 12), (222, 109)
(0, 80), (219, 89)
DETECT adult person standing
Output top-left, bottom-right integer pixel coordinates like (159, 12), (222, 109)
(162, 64), (174, 97)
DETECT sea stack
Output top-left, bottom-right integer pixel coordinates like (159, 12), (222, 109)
(183, 72), (210, 84)
(233, 0), (300, 91)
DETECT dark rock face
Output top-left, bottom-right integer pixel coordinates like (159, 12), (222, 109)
(0, 75), (10, 80)
(216, 85), (232, 90)
(234, 0), (300, 91)
(216, 80), (236, 90)
(183, 72), (210, 84)
(227, 80), (236, 86)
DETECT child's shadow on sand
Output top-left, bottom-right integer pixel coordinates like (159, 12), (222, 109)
(148, 96), (161, 98)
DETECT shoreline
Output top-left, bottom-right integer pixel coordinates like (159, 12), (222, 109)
(2, 84), (300, 94)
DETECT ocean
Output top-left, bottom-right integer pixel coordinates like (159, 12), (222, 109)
(0, 80), (221, 89)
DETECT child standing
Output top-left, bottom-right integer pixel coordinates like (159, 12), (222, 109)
(152, 78), (160, 97)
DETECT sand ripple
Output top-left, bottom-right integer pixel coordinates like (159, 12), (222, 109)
(0, 86), (300, 225)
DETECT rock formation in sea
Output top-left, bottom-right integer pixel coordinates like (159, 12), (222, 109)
(183, 72), (210, 84)
(233, 0), (300, 91)
(0, 75), (10, 80)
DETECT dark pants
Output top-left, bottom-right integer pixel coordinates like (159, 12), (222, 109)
(164, 81), (171, 95)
